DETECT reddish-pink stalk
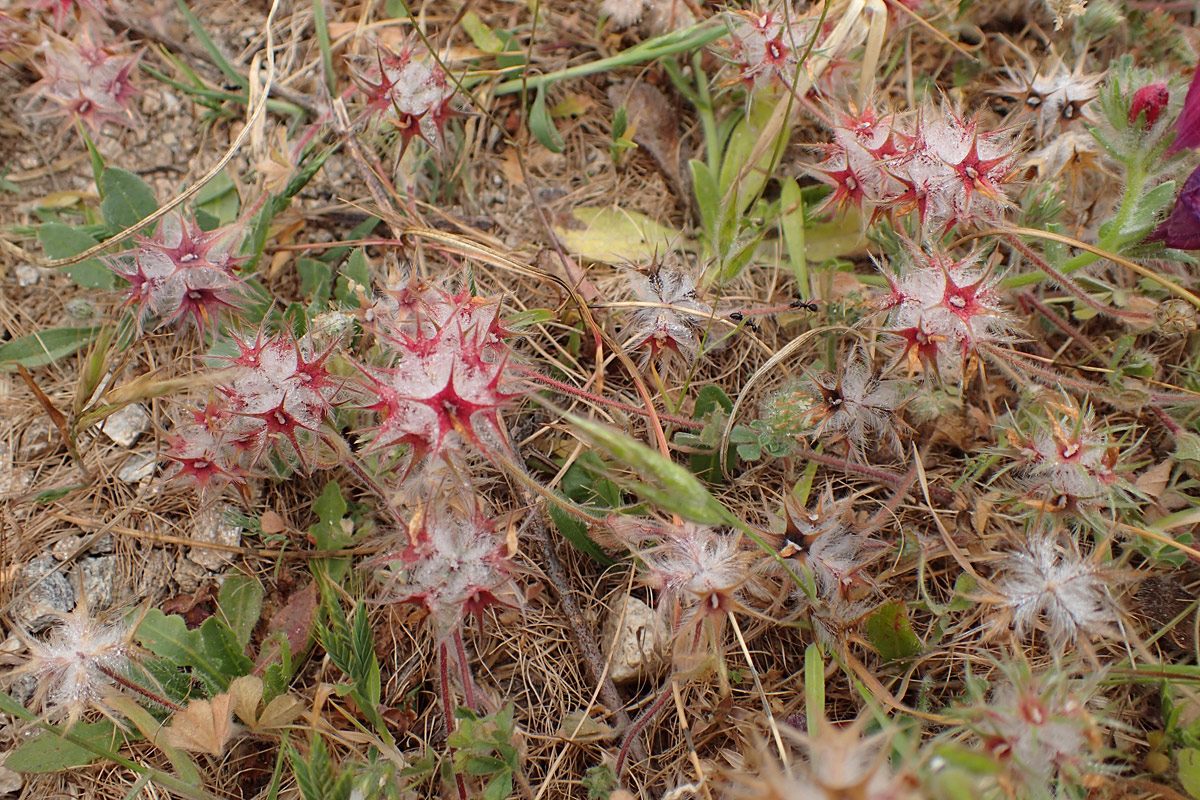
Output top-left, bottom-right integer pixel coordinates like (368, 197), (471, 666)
(614, 683), (674, 777)
(791, 446), (956, 505)
(96, 664), (184, 713)
(1018, 292), (1102, 356)
(981, 343), (1200, 406)
(439, 642), (468, 800)
(1004, 234), (1152, 322)
(454, 631), (476, 711)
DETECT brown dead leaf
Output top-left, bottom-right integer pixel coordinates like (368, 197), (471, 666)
(607, 81), (686, 201)
(260, 510), (287, 535)
(165, 694), (239, 756)
(1136, 460), (1173, 499)
(256, 581), (317, 674)
(229, 675), (306, 731)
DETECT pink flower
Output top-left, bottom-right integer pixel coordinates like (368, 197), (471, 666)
(164, 329), (348, 495)
(812, 99), (1021, 235)
(354, 282), (520, 473)
(1168, 64), (1200, 156)
(24, 25), (140, 136)
(726, 8), (813, 89)
(875, 241), (1014, 378)
(1148, 163), (1200, 250)
(348, 39), (458, 152)
(621, 264), (709, 367)
(108, 211), (247, 332)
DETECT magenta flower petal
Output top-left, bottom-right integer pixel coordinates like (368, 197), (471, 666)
(1149, 164), (1200, 250)
(1168, 65), (1200, 156)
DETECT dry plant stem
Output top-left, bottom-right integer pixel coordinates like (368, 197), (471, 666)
(791, 446), (955, 505)
(524, 509), (639, 751)
(516, 367), (701, 430)
(117, 18), (321, 115)
(438, 642), (469, 800)
(980, 226), (1200, 309)
(1017, 293), (1186, 433)
(330, 100), (408, 241)
(614, 681), (674, 777)
(1003, 234), (1151, 322)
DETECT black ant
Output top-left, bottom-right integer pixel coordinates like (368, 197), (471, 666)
(790, 299), (820, 312)
(728, 311), (761, 334)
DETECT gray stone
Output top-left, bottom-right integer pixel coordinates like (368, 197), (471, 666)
(0, 466), (30, 497)
(187, 504), (242, 571)
(100, 404), (150, 448)
(601, 595), (668, 684)
(74, 557), (119, 610)
(50, 535), (85, 562)
(173, 558), (209, 594)
(118, 450), (158, 483)
(0, 752), (25, 795)
(16, 557), (75, 631)
(16, 418), (54, 461)
(14, 265), (39, 287)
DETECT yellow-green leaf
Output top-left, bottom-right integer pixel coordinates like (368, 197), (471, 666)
(554, 206), (690, 264)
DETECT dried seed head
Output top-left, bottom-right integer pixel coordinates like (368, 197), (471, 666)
(10, 601), (132, 729)
(621, 263), (710, 368)
(991, 532), (1124, 649)
(375, 504), (516, 640)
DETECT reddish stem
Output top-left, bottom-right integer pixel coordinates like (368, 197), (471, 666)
(97, 664), (183, 713)
(981, 343), (1200, 406)
(1018, 292), (1102, 356)
(454, 631), (477, 712)
(615, 682), (674, 777)
(791, 446), (955, 505)
(439, 642), (468, 800)
(1004, 234), (1152, 322)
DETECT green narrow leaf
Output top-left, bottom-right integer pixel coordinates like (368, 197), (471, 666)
(6, 720), (123, 772)
(311, 0), (336, 94)
(689, 159), (719, 237)
(37, 222), (114, 289)
(779, 177), (807, 291)
(460, 10), (506, 53)
(565, 412), (734, 527)
(804, 643), (824, 733)
(218, 574), (265, 650)
(547, 497), (613, 566)
(530, 84), (565, 154)
(100, 167), (158, 232)
(0, 326), (101, 371)
(865, 600), (923, 662)
(174, 0), (246, 88)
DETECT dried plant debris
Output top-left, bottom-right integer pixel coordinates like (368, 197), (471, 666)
(2, 0), (1200, 798)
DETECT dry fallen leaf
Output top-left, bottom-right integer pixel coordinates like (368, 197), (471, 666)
(165, 694), (239, 757)
(230, 675), (305, 731)
(1136, 460), (1173, 499)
